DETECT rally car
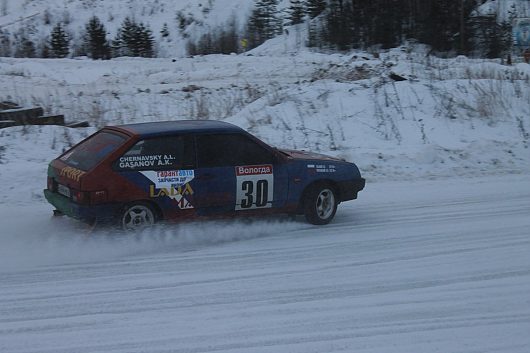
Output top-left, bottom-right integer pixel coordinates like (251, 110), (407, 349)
(44, 120), (365, 230)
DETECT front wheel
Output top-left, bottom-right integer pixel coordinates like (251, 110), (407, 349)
(120, 203), (156, 231)
(303, 185), (337, 225)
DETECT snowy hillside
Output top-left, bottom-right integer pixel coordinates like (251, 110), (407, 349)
(1, 38), (530, 204)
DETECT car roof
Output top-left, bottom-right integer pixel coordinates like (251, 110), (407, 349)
(108, 120), (244, 138)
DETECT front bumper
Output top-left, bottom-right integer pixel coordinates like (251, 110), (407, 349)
(337, 178), (365, 202)
(44, 189), (120, 223)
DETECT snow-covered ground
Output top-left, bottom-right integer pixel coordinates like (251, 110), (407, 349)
(1, 175), (530, 353)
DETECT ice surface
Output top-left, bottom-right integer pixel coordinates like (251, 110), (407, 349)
(1, 176), (530, 353)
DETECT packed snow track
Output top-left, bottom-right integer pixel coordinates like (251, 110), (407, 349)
(1, 175), (530, 353)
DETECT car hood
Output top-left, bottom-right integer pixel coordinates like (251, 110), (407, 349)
(279, 149), (344, 162)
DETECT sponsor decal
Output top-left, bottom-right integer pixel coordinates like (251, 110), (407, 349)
(307, 164), (337, 173)
(59, 166), (86, 182)
(514, 18), (530, 47)
(141, 170), (195, 209)
(236, 165), (273, 176)
(118, 154), (176, 169)
(235, 165), (274, 210)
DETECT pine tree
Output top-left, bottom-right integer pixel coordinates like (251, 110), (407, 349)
(411, 0), (474, 54)
(306, 0), (326, 19)
(369, 0), (404, 49)
(15, 36), (36, 58)
(121, 17), (136, 55)
(468, 13), (512, 59)
(50, 23), (69, 58)
(136, 23), (154, 57)
(326, 0), (355, 50)
(246, 0), (282, 49)
(219, 17), (239, 54)
(288, 0), (306, 26)
(112, 30), (125, 57)
(160, 23), (170, 38)
(113, 17), (154, 58)
(0, 29), (11, 57)
(85, 16), (110, 60)
(112, 17), (134, 57)
(188, 16), (239, 55)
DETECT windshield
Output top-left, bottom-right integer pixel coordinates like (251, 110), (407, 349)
(60, 131), (127, 171)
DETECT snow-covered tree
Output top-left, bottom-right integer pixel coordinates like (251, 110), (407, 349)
(306, 0), (326, 19)
(84, 16), (110, 59)
(246, 0), (282, 49)
(325, 0), (355, 50)
(14, 36), (36, 58)
(288, 0), (306, 26)
(113, 17), (154, 58)
(50, 23), (69, 58)
(136, 23), (155, 57)
(0, 29), (11, 57)
(187, 16), (239, 55)
(160, 23), (170, 38)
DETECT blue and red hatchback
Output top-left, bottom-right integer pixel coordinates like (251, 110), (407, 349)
(44, 121), (365, 230)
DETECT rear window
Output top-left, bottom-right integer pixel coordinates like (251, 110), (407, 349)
(60, 131), (127, 171)
(114, 135), (196, 171)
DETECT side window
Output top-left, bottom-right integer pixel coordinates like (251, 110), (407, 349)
(115, 135), (195, 171)
(196, 133), (275, 168)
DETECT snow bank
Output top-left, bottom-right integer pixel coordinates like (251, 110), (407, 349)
(1, 47), (529, 209)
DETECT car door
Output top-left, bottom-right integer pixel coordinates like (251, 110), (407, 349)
(113, 134), (197, 216)
(194, 133), (288, 216)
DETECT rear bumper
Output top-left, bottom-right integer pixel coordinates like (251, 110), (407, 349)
(44, 189), (120, 223)
(337, 178), (365, 202)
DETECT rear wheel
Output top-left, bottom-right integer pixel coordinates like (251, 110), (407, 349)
(120, 203), (156, 231)
(303, 184), (337, 225)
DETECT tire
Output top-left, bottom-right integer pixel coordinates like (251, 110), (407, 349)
(303, 184), (338, 225)
(120, 202), (156, 231)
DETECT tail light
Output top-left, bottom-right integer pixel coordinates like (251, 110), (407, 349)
(72, 190), (90, 204)
(47, 177), (55, 191)
(72, 190), (107, 204)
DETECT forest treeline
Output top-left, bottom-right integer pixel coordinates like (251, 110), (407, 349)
(0, 0), (517, 59)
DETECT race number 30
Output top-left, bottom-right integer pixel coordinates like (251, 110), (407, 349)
(235, 165), (274, 210)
